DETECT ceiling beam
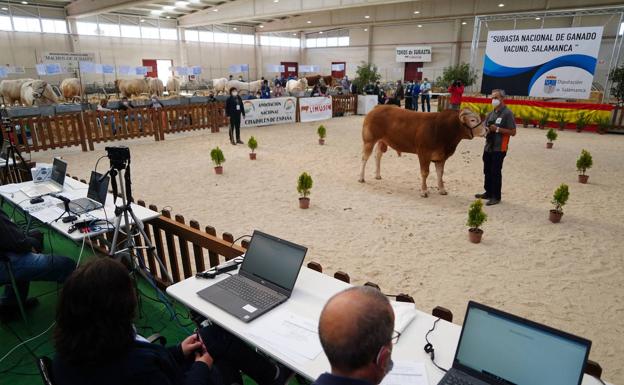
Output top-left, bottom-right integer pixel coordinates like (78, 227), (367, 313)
(178, 0), (413, 28)
(65, 0), (159, 18)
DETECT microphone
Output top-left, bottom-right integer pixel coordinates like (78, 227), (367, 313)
(51, 193), (70, 204)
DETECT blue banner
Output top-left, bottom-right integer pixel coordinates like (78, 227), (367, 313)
(102, 64), (115, 74)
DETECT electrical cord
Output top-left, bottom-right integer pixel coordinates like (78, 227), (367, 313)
(424, 318), (448, 373)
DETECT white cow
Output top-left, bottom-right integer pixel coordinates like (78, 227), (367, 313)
(166, 76), (181, 94)
(20, 80), (59, 106)
(286, 78), (308, 96)
(60, 78), (83, 102)
(247, 80), (263, 94)
(147, 78), (164, 97)
(212, 78), (228, 94)
(225, 80), (250, 93)
(0, 79), (32, 105)
(115, 79), (149, 98)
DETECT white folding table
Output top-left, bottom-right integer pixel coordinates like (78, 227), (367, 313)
(0, 177), (160, 241)
(167, 267), (607, 385)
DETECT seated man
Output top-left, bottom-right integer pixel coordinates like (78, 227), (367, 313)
(96, 98), (116, 134)
(53, 258), (291, 385)
(313, 286), (395, 385)
(118, 96), (143, 131)
(0, 210), (75, 314)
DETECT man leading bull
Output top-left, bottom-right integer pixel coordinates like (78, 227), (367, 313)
(476, 89), (516, 206)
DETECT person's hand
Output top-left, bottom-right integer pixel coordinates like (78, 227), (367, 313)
(194, 345), (214, 368)
(181, 334), (203, 358)
(488, 124), (497, 132)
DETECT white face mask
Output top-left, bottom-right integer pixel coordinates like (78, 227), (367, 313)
(491, 99), (501, 107)
(232, 92), (238, 96)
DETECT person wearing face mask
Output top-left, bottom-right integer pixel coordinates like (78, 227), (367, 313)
(313, 286), (396, 385)
(420, 78), (432, 112)
(475, 89), (516, 206)
(149, 95), (163, 110)
(225, 87), (245, 145)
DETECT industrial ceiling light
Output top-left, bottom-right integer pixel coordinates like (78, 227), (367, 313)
(462, 21), (467, 25)
(163, 5), (175, 11)
(306, 20), (311, 24)
(417, 24), (422, 28)
(233, 27), (237, 30)
(273, 0), (279, 3)
(1, 7), (7, 10)
(151, 10), (163, 15)
(213, 8), (218, 12)
(259, 25), (264, 28)
(319, 31), (323, 34)
(364, 28), (368, 31)
(364, 15), (370, 19)
(175, 1), (189, 6)
(498, 3), (505, 7)
(413, 11), (420, 14)
(21, 1), (28, 4)
(166, 16), (171, 18)
(140, 19), (145, 22)
(292, 33), (297, 36)
(535, 17), (541, 20)
(189, 0), (201, 3)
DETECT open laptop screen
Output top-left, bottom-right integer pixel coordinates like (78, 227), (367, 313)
(50, 158), (67, 186)
(455, 302), (590, 385)
(240, 231), (307, 292)
(87, 171), (109, 204)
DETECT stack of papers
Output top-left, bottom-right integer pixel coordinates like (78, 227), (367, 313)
(392, 301), (417, 334)
(246, 309), (322, 365)
(381, 361), (428, 385)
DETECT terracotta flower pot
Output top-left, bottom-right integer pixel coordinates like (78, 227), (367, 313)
(214, 166), (223, 175)
(318, 138), (325, 145)
(468, 228), (483, 244)
(546, 142), (553, 149)
(249, 153), (256, 160)
(578, 174), (589, 184)
(299, 197), (310, 209)
(549, 209), (563, 223)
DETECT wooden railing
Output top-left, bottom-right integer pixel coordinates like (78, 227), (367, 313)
(4, 112), (89, 153)
(332, 94), (357, 116)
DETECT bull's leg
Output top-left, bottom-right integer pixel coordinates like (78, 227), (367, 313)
(374, 142), (385, 180)
(435, 160), (448, 195)
(359, 141), (375, 183)
(419, 156), (430, 197)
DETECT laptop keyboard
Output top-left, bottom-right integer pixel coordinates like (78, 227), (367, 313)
(440, 372), (474, 385)
(216, 275), (283, 309)
(68, 198), (101, 214)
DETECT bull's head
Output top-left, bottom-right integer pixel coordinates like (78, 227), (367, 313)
(459, 108), (487, 139)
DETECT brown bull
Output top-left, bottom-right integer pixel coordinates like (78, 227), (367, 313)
(305, 75), (335, 87)
(359, 106), (487, 197)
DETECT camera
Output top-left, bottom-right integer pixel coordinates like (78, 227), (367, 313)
(105, 146), (131, 170)
(454, 80), (462, 87)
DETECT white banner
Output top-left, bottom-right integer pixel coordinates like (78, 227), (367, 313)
(396, 46), (432, 62)
(299, 97), (333, 122)
(43, 52), (95, 73)
(482, 26), (603, 98)
(357, 95), (378, 115)
(242, 97), (297, 127)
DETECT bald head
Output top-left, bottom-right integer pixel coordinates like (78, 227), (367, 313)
(319, 286), (394, 372)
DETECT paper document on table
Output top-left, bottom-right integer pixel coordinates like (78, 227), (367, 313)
(391, 301), (416, 334)
(0, 184), (22, 194)
(246, 309), (322, 362)
(381, 361), (428, 385)
(33, 206), (66, 223)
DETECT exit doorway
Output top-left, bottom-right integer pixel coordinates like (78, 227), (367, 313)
(142, 58), (173, 84)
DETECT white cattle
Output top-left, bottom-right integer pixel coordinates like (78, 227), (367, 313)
(166, 76), (181, 94)
(60, 78), (83, 101)
(115, 79), (149, 98)
(212, 78), (228, 94)
(20, 80), (58, 106)
(248, 80), (263, 93)
(286, 78), (308, 96)
(225, 80), (250, 93)
(0, 79), (32, 105)
(147, 78), (164, 97)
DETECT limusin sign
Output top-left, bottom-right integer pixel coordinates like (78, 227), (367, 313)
(481, 26), (603, 99)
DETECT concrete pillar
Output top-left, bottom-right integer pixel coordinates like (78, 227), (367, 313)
(367, 26), (373, 64)
(255, 31), (262, 79)
(452, 19), (461, 66)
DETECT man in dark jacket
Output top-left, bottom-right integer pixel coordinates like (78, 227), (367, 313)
(0, 210), (75, 312)
(225, 87), (245, 145)
(395, 80), (404, 102)
(404, 82), (413, 110)
(312, 287), (395, 385)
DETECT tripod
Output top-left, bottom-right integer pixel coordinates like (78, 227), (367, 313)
(1, 136), (30, 185)
(105, 165), (173, 287)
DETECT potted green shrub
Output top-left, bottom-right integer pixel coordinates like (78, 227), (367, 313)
(554, 111), (567, 131)
(467, 199), (487, 244)
(317, 124), (327, 145)
(595, 116), (611, 135)
(210, 146), (225, 174)
(248, 136), (258, 160)
(576, 149), (593, 184)
(297, 172), (313, 209)
(477, 104), (490, 121)
(546, 128), (557, 149)
(538, 112), (550, 129)
(549, 183), (569, 223)
(575, 112), (589, 132)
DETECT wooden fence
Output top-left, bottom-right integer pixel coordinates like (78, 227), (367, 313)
(611, 105), (624, 131)
(3, 96), (358, 156)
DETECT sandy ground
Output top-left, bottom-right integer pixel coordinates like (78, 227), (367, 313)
(31, 113), (624, 382)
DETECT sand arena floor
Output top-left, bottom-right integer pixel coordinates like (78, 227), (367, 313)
(32, 114), (624, 382)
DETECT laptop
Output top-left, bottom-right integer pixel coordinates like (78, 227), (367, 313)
(59, 171), (109, 215)
(21, 158), (67, 197)
(197, 230), (307, 322)
(437, 301), (591, 385)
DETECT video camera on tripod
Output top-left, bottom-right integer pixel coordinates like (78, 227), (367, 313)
(105, 145), (131, 171)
